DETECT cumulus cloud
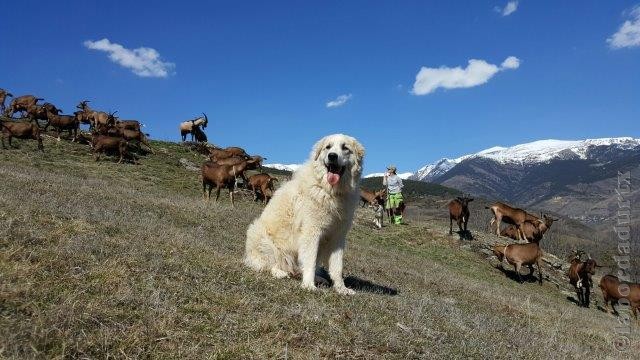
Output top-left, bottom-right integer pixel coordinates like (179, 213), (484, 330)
(84, 38), (175, 78)
(326, 94), (352, 108)
(495, 1), (518, 16)
(411, 56), (520, 96)
(501, 56), (520, 69)
(607, 5), (640, 49)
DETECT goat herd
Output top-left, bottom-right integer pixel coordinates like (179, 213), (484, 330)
(2, 88), (638, 322)
(0, 88), (278, 208)
(0, 89), (155, 163)
(360, 190), (640, 320)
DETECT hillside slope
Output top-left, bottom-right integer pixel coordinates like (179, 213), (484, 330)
(0, 138), (636, 358)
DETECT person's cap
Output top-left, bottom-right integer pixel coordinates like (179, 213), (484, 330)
(387, 164), (397, 172)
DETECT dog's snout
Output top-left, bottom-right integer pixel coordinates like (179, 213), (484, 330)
(328, 152), (338, 162)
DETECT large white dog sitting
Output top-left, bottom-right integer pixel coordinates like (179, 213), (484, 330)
(244, 134), (365, 295)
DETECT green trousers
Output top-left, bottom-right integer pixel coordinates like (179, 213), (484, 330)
(386, 193), (404, 224)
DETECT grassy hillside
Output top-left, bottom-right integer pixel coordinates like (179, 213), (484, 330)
(0, 137), (637, 358)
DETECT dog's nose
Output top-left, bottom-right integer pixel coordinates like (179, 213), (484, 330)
(328, 152), (338, 162)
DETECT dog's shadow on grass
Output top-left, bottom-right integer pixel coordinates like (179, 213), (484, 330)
(315, 268), (399, 296)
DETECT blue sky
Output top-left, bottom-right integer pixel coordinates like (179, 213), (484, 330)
(1, 1), (639, 174)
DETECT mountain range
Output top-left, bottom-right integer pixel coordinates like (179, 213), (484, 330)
(266, 137), (640, 226)
(410, 137), (640, 225)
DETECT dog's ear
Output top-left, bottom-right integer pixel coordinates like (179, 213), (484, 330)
(311, 136), (328, 161)
(353, 139), (365, 162)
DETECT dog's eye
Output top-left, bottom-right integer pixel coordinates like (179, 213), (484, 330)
(341, 144), (350, 152)
(325, 144), (331, 149)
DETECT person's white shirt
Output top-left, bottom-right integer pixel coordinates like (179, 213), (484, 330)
(383, 173), (403, 194)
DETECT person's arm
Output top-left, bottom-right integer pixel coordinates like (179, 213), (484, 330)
(382, 172), (388, 186)
(398, 177), (404, 190)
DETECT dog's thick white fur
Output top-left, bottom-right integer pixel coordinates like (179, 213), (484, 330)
(244, 134), (365, 295)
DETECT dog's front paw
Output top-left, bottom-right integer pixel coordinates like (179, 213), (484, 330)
(335, 286), (356, 296)
(301, 282), (317, 292)
(270, 267), (289, 279)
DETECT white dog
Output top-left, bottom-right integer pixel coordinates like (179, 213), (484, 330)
(244, 134), (365, 295)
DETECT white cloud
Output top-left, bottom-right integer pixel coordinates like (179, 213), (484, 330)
(607, 5), (640, 49)
(326, 94), (352, 108)
(83, 38), (175, 78)
(495, 1), (518, 16)
(501, 56), (520, 69)
(411, 56), (520, 96)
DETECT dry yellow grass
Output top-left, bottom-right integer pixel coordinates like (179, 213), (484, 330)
(0, 138), (638, 358)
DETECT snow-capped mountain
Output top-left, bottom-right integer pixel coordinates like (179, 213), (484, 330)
(263, 163), (301, 172)
(412, 137), (640, 182)
(410, 137), (640, 224)
(364, 172), (413, 180)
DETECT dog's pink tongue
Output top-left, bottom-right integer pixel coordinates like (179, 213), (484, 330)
(327, 172), (340, 186)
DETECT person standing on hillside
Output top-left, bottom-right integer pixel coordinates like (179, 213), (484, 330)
(383, 165), (405, 225)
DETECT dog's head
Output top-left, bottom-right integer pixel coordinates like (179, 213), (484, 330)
(310, 134), (365, 192)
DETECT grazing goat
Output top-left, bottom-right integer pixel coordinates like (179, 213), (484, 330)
(493, 242), (543, 284)
(201, 160), (256, 206)
(0, 89), (12, 112)
(91, 134), (130, 164)
(209, 148), (235, 161)
(1, 120), (43, 151)
(211, 156), (259, 184)
(501, 214), (558, 242)
(448, 195), (473, 235)
(247, 173), (279, 204)
(115, 119), (142, 132)
(99, 124), (153, 153)
(486, 202), (540, 242)
(180, 113), (208, 142)
(599, 275), (640, 321)
(568, 253), (600, 307)
(44, 107), (79, 141)
(224, 146), (250, 158)
(5, 95), (43, 117)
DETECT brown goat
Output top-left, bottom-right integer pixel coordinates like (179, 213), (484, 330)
(44, 107), (79, 141)
(493, 242), (543, 284)
(599, 275), (640, 320)
(201, 160), (256, 206)
(100, 124), (153, 153)
(486, 202), (540, 241)
(568, 254), (600, 308)
(5, 95), (43, 117)
(115, 119), (142, 132)
(247, 173), (279, 204)
(0, 88), (13, 112)
(448, 196), (473, 235)
(210, 156), (258, 184)
(501, 214), (558, 243)
(224, 146), (250, 158)
(1, 120), (44, 151)
(76, 101), (114, 129)
(91, 134), (130, 164)
(209, 148), (233, 161)
(25, 103), (60, 125)
(360, 188), (386, 207)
